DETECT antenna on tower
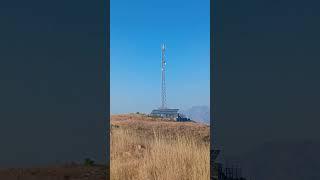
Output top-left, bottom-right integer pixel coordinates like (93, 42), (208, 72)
(161, 43), (167, 109)
(150, 43), (180, 119)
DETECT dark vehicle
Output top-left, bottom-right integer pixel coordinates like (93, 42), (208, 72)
(176, 113), (191, 122)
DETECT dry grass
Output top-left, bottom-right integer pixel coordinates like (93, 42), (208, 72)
(111, 114), (210, 180)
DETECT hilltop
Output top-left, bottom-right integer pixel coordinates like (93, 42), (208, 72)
(111, 113), (210, 142)
(111, 113), (210, 180)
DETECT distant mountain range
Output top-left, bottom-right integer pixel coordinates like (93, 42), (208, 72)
(181, 105), (210, 124)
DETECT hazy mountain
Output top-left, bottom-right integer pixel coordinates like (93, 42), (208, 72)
(181, 106), (210, 124)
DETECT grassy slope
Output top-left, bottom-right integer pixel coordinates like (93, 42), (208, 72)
(111, 114), (210, 180)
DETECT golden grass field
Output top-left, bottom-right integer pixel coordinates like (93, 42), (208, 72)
(111, 114), (210, 180)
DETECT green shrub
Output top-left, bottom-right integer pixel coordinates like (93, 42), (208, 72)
(84, 158), (95, 166)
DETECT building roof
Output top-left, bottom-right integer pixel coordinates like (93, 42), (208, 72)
(151, 108), (179, 115)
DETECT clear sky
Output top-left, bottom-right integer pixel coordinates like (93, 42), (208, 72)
(111, 0), (210, 114)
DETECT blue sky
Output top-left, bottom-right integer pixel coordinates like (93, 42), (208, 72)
(111, 0), (210, 114)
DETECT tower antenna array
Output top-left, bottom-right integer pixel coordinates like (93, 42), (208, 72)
(161, 43), (167, 109)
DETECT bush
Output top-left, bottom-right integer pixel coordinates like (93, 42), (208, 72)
(84, 158), (95, 166)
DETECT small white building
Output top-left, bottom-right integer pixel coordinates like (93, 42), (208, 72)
(150, 108), (179, 119)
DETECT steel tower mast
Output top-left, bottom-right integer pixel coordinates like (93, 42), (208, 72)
(161, 43), (167, 109)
